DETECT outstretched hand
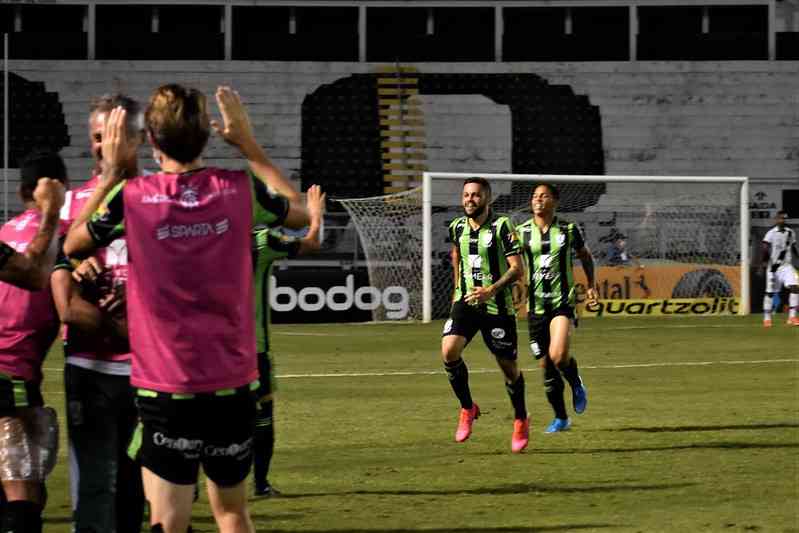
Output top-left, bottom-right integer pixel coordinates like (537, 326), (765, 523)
(100, 106), (133, 184)
(211, 86), (256, 150)
(305, 185), (326, 222)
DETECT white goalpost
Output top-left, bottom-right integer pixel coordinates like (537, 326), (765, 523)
(338, 172), (750, 323)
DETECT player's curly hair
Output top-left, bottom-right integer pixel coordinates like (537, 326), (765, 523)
(145, 84), (210, 164)
(532, 182), (560, 200)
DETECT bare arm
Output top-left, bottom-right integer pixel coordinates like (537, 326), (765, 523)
(211, 86), (309, 229)
(0, 178), (65, 290)
(450, 245), (460, 300)
(51, 269), (106, 335)
(577, 246), (598, 305)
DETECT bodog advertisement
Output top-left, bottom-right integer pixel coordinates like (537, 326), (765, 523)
(572, 264), (742, 317)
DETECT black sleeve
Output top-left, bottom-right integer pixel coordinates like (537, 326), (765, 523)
(0, 241), (14, 271)
(52, 238), (73, 273)
(251, 174), (290, 228)
(86, 183), (126, 247)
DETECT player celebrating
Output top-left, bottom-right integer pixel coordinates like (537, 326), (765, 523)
(251, 184), (325, 497)
(442, 177), (528, 453)
(65, 84), (308, 533)
(54, 93), (146, 533)
(517, 183), (597, 433)
(0, 151), (67, 533)
(761, 210), (799, 327)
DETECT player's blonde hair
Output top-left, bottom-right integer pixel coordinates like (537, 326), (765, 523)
(145, 84), (210, 164)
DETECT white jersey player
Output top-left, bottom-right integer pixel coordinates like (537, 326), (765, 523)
(761, 210), (799, 327)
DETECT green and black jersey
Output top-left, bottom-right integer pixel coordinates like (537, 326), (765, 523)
(253, 228), (301, 354)
(448, 213), (521, 316)
(517, 217), (585, 315)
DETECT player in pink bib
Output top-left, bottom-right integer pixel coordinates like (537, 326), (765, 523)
(65, 85), (308, 533)
(0, 151), (67, 533)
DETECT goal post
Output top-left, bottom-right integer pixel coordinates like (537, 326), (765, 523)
(423, 172), (750, 323)
(337, 172), (749, 323)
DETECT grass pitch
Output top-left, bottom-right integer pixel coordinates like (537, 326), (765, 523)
(41, 315), (798, 532)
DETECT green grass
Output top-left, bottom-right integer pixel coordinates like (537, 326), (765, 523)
(41, 315), (798, 532)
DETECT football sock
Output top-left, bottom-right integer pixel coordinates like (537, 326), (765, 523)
(1, 500), (42, 533)
(544, 357), (568, 420)
(763, 293), (773, 320)
(254, 400), (275, 488)
(444, 358), (473, 409)
(505, 372), (527, 420)
(789, 293), (798, 318)
(559, 357), (581, 390)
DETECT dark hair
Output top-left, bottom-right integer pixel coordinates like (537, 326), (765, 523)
(532, 182), (560, 200)
(145, 84), (210, 164)
(19, 149), (68, 201)
(463, 177), (491, 196)
(776, 210), (787, 217)
(90, 93), (144, 138)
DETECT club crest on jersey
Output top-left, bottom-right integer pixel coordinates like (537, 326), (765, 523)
(481, 232), (493, 247)
(179, 185), (200, 208)
(557, 233), (566, 246)
(468, 254), (483, 269)
(491, 328), (506, 339)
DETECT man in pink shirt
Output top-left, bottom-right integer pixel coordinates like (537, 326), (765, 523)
(53, 94), (146, 533)
(0, 150), (67, 533)
(65, 85), (308, 533)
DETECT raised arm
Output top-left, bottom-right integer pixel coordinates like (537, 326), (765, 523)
(0, 178), (65, 290)
(297, 185), (326, 255)
(211, 86), (308, 229)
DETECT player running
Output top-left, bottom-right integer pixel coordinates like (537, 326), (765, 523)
(441, 177), (529, 453)
(761, 210), (799, 327)
(251, 184), (325, 497)
(65, 84), (308, 533)
(0, 151), (67, 533)
(517, 183), (597, 433)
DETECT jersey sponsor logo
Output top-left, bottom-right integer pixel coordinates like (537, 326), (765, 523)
(203, 437), (252, 460)
(142, 187), (238, 207)
(104, 239), (128, 267)
(270, 274), (410, 319)
(582, 297), (739, 317)
(155, 219), (230, 240)
(533, 270), (554, 282)
(491, 327), (506, 339)
(152, 432), (203, 457)
(472, 271), (492, 282)
(75, 189), (95, 199)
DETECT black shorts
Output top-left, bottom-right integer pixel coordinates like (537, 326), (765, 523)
(527, 307), (576, 360)
(442, 301), (518, 360)
(0, 376), (43, 417)
(136, 386), (256, 487)
(255, 352), (276, 401)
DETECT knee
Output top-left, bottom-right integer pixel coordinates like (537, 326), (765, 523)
(549, 347), (567, 367)
(441, 344), (462, 363)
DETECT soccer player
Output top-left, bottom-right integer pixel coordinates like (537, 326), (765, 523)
(53, 93), (145, 533)
(0, 175), (65, 291)
(0, 151), (67, 533)
(252, 184), (325, 497)
(517, 183), (597, 433)
(442, 177), (528, 453)
(761, 210), (799, 327)
(65, 84), (308, 533)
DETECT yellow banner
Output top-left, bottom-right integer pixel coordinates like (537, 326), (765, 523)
(580, 297), (740, 317)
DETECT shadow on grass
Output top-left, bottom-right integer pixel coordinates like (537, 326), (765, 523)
(533, 442), (799, 454)
(603, 422), (799, 433)
(264, 481), (694, 499)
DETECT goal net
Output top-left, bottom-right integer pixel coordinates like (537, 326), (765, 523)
(338, 173), (750, 322)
